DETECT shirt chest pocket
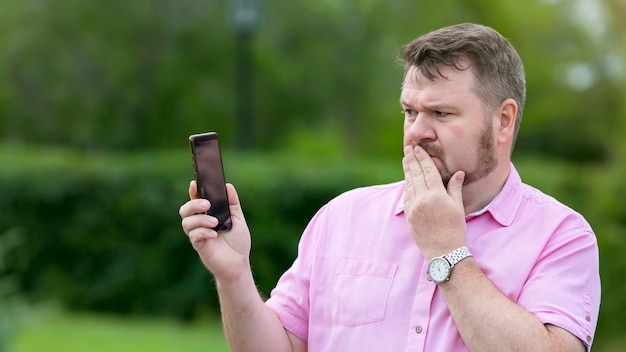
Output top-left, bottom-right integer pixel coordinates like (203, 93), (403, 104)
(332, 259), (398, 327)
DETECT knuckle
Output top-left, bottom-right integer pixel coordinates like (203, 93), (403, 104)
(422, 164), (436, 175)
(188, 227), (206, 241)
(181, 217), (193, 234)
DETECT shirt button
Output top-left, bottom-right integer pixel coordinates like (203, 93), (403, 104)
(585, 315), (591, 322)
(586, 336), (592, 344)
(415, 326), (423, 334)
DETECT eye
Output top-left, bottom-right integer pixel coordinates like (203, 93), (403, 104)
(402, 108), (417, 120)
(434, 111), (449, 117)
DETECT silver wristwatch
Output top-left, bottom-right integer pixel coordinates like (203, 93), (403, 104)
(427, 246), (473, 283)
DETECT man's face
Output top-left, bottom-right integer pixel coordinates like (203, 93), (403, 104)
(400, 65), (497, 187)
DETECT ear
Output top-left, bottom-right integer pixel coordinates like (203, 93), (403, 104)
(494, 98), (517, 145)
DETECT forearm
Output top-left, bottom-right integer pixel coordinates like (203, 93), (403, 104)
(216, 264), (293, 352)
(439, 258), (583, 352)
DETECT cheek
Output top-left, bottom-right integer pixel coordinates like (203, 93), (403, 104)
(402, 122), (412, 145)
(441, 137), (474, 166)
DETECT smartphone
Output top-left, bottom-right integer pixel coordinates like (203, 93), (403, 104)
(189, 132), (232, 231)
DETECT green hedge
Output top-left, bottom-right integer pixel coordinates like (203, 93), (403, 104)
(0, 147), (624, 345)
(0, 146), (401, 320)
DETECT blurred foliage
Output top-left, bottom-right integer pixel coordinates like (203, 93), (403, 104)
(0, 0), (623, 161)
(0, 146), (401, 320)
(0, 0), (625, 350)
(0, 241), (13, 351)
(0, 226), (24, 352)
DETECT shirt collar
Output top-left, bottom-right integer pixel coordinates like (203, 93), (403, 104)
(482, 163), (523, 226)
(394, 163), (523, 227)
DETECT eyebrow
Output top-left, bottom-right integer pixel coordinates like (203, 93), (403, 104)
(400, 99), (458, 112)
(425, 103), (457, 112)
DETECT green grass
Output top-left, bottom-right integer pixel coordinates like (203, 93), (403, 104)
(10, 310), (231, 352)
(8, 308), (626, 352)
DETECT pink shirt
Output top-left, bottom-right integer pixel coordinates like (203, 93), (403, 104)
(265, 164), (600, 351)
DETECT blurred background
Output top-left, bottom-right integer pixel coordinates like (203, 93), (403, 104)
(0, 0), (624, 351)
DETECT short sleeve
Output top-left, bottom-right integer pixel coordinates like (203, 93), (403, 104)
(517, 215), (600, 348)
(265, 204), (329, 342)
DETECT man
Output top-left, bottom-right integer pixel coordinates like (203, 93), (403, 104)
(180, 23), (600, 351)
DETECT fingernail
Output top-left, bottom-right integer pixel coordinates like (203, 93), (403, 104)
(199, 200), (210, 208)
(404, 146), (412, 155)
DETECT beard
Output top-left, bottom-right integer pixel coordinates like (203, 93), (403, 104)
(419, 120), (497, 188)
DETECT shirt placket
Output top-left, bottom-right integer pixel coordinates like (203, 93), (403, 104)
(405, 259), (436, 351)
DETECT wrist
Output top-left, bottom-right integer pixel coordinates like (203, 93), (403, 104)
(427, 246), (473, 284)
(213, 258), (253, 286)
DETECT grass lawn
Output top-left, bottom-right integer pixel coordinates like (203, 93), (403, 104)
(9, 309), (231, 352)
(9, 307), (625, 352)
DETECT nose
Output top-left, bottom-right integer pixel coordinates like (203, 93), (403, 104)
(405, 114), (436, 145)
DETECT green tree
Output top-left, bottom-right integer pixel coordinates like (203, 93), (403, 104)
(0, 0), (623, 163)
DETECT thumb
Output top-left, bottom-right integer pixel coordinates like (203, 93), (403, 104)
(225, 183), (247, 222)
(188, 180), (199, 200)
(447, 171), (465, 203)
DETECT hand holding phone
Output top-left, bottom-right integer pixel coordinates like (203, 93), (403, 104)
(189, 132), (232, 231)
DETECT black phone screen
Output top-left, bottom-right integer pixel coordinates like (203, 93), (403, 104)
(189, 132), (232, 231)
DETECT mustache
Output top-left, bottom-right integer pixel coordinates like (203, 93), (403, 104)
(416, 142), (444, 159)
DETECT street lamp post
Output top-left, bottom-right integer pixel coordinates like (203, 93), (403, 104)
(233, 0), (258, 151)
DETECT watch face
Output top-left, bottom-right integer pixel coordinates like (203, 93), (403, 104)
(428, 257), (451, 283)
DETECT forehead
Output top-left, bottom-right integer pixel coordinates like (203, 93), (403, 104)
(400, 65), (478, 105)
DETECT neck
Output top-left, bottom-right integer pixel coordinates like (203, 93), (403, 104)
(462, 162), (510, 215)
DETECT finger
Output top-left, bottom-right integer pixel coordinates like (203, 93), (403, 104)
(179, 198), (211, 219)
(181, 213), (218, 234)
(447, 170), (465, 204)
(413, 146), (443, 189)
(403, 145), (426, 192)
(188, 228), (218, 249)
(188, 180), (199, 200)
(188, 227), (218, 241)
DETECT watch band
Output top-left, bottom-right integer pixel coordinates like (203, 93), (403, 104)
(444, 246), (472, 267)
